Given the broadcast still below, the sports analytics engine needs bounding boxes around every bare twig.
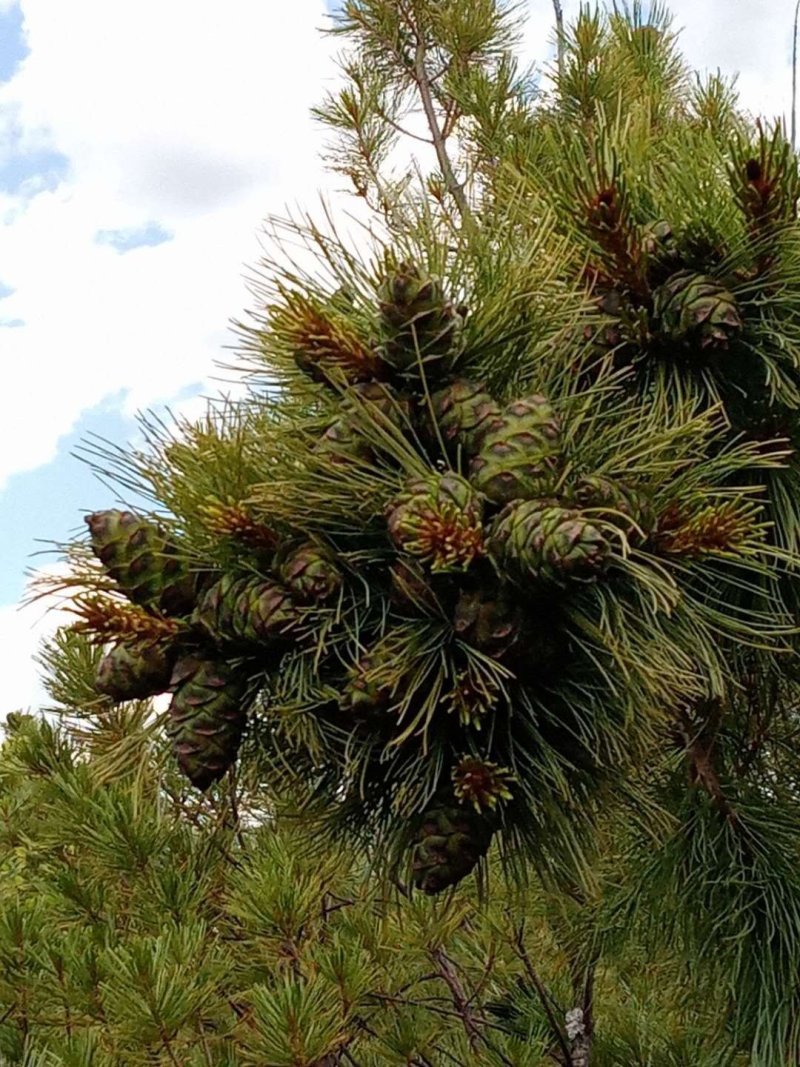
[413,42,471,220]
[513,923,574,1067]
[793,0,800,150]
[430,947,483,1051]
[553,0,566,83]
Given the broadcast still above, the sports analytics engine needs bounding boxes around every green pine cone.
[316,417,375,466]
[411,799,495,894]
[431,379,501,456]
[85,509,199,615]
[342,380,411,426]
[572,474,655,543]
[167,656,250,790]
[386,472,484,572]
[340,647,395,725]
[470,396,562,505]
[378,261,462,374]
[653,269,742,350]
[452,586,523,660]
[95,640,178,702]
[489,500,610,583]
[279,543,342,604]
[192,575,299,646]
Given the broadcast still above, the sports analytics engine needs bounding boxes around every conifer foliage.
[34,1,800,1060]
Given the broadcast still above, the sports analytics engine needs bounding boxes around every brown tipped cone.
[279,543,342,604]
[488,500,610,584]
[342,380,412,425]
[386,472,483,572]
[470,396,562,505]
[431,379,501,456]
[167,656,250,790]
[653,269,742,350]
[192,575,299,646]
[95,640,178,702]
[272,291,385,386]
[411,797,495,894]
[378,260,462,375]
[85,509,198,615]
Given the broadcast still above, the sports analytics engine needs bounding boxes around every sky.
[1,0,798,712]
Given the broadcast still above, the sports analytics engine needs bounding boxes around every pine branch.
[513,923,574,1067]
[392,0,471,223]
[430,947,484,1052]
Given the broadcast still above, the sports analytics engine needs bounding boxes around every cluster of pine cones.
[83,260,683,894]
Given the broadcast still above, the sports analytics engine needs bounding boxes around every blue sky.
[0,0,798,711]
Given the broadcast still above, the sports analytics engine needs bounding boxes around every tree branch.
[793,0,800,150]
[553,1,566,83]
[404,31,471,222]
[430,947,483,1052]
[513,924,574,1067]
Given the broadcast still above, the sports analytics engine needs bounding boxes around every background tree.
[28,2,800,1062]
[0,664,751,1066]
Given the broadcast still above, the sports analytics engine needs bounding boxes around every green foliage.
[0,713,756,1066]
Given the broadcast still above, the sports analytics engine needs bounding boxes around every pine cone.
[387,473,484,572]
[488,500,610,583]
[272,290,384,386]
[342,380,412,426]
[340,648,396,726]
[470,396,562,505]
[316,417,375,466]
[95,640,177,702]
[572,474,655,543]
[279,543,342,604]
[452,586,523,660]
[378,260,462,375]
[431,379,501,456]
[653,269,742,350]
[411,798,495,894]
[85,510,199,616]
[642,219,681,284]
[192,575,299,646]
[167,656,250,790]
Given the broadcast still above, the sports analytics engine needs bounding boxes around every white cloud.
[0,0,343,488]
[0,565,72,715]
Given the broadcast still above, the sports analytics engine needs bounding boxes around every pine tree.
[0,651,759,1067]
[31,1,800,1061]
